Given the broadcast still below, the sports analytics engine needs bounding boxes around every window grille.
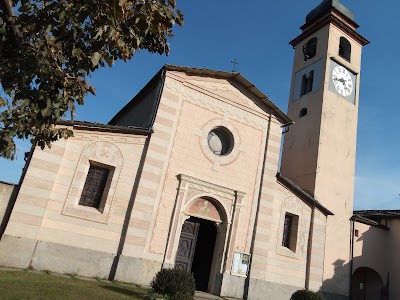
[79,165,110,208]
[282,214,293,248]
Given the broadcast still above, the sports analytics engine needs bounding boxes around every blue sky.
[1,0,399,210]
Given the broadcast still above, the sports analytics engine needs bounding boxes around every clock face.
[332,66,353,97]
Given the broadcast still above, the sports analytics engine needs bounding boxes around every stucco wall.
[0,128,147,277]
[281,20,366,298]
[387,219,400,300]
[247,180,327,299]
[353,222,387,282]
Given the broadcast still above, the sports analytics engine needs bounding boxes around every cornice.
[290,12,369,47]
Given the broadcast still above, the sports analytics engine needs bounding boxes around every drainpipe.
[349,219,355,299]
[243,109,272,300]
[222,190,239,273]
[161,175,184,269]
[108,135,151,280]
[305,204,315,290]
[0,146,34,239]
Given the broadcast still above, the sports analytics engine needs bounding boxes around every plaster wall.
[317,25,363,298]
[353,219,400,300]
[282,20,365,298]
[249,180,327,294]
[353,222,387,283]
[280,26,330,195]
[143,71,281,283]
[0,128,147,273]
[0,181,15,225]
[387,219,400,300]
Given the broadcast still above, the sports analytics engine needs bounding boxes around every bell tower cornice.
[290,1,369,47]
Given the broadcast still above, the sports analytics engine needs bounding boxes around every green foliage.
[0,0,183,159]
[150,268,195,300]
[291,290,325,300]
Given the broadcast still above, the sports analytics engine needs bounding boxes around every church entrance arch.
[175,217,217,291]
[174,197,226,293]
[351,267,385,300]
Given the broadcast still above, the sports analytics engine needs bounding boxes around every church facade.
[0,1,377,299]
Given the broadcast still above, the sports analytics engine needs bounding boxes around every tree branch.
[2,0,22,46]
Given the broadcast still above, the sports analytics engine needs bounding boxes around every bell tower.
[280,0,369,298]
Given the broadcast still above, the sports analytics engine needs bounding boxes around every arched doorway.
[175,217,217,291]
[351,267,385,300]
[174,197,226,293]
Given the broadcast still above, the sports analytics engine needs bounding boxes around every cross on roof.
[231,59,239,72]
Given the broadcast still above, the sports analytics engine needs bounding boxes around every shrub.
[150,268,196,300]
[291,289,325,300]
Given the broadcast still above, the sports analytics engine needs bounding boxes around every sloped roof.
[0,180,16,186]
[353,210,400,218]
[351,210,400,230]
[110,65,292,126]
[58,120,152,135]
[351,214,389,230]
[276,172,333,216]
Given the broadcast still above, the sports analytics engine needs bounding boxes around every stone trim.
[196,118,242,168]
[276,196,308,259]
[62,141,124,224]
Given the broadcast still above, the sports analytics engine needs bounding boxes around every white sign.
[231,252,251,277]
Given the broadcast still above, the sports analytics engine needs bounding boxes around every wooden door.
[174,220,200,272]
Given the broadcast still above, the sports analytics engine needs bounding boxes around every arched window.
[300,70,314,96]
[303,37,317,61]
[299,108,308,118]
[339,37,351,61]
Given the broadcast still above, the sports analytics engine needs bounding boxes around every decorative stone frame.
[197,118,241,167]
[62,141,123,224]
[277,196,307,259]
[165,174,245,293]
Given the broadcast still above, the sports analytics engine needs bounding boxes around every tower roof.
[306,0,354,24]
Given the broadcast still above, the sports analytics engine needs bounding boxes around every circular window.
[207,127,234,156]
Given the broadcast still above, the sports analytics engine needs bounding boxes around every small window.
[282,213,299,252]
[339,37,351,61]
[355,229,359,237]
[300,70,314,96]
[79,164,111,209]
[299,108,308,118]
[303,37,317,61]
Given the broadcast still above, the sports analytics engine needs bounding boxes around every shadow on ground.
[100,285,146,298]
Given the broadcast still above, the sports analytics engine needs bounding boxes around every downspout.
[222,190,239,272]
[305,204,315,290]
[243,109,272,300]
[109,135,151,280]
[0,146,34,239]
[349,219,355,299]
[161,175,184,269]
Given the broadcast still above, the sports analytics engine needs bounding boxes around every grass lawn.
[0,269,149,300]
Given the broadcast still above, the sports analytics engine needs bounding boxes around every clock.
[331,65,353,97]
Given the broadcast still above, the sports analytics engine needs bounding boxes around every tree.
[0,0,183,159]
